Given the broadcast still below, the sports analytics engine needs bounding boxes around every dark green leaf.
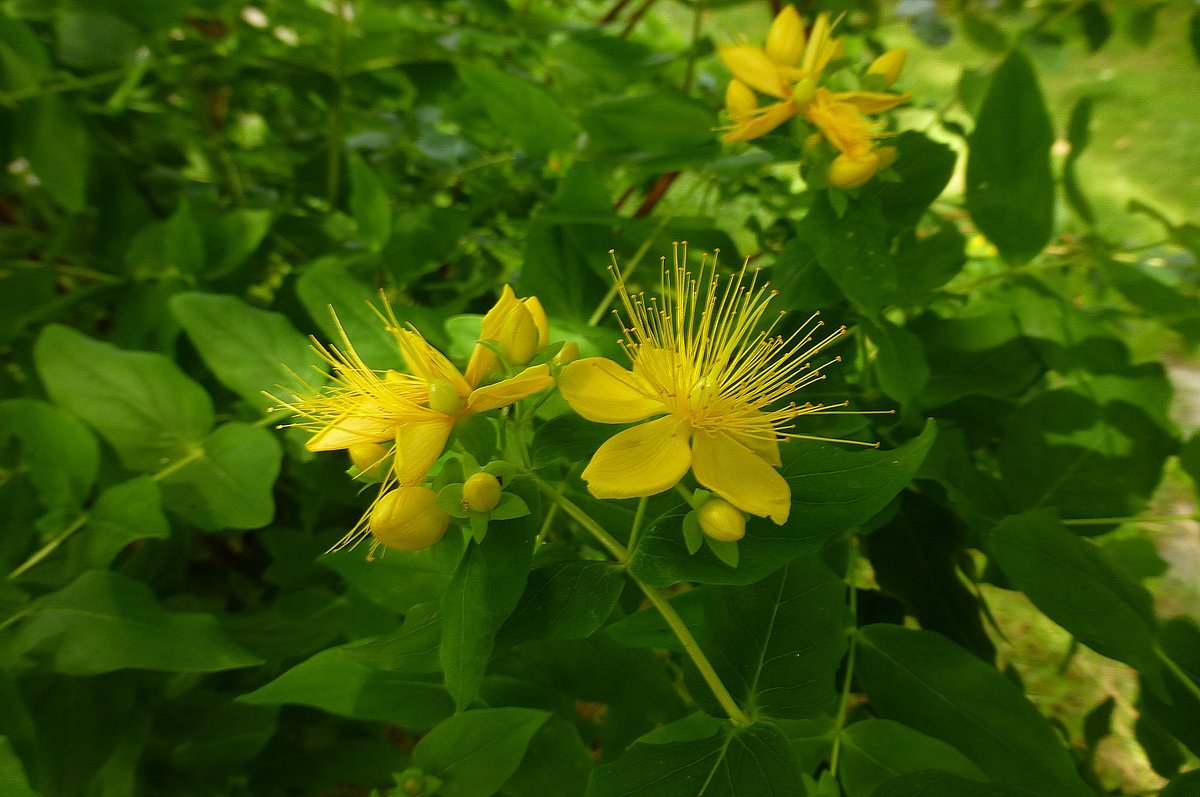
[343,601,443,674]
[892,223,966,306]
[348,152,392,252]
[413,708,550,797]
[1135,713,1184,778]
[0,399,98,513]
[499,714,593,797]
[586,722,802,797]
[500,558,624,644]
[704,553,848,719]
[203,209,272,277]
[440,479,538,707]
[11,570,261,675]
[0,18,50,92]
[1062,96,1096,225]
[55,11,138,71]
[172,292,327,410]
[838,719,986,797]
[1082,696,1115,752]
[630,422,936,586]
[856,625,1093,797]
[322,537,462,614]
[966,50,1055,264]
[159,422,282,531]
[0,736,37,797]
[35,325,213,473]
[19,95,89,212]
[1140,618,1200,759]
[873,134,957,231]
[1077,3,1112,52]
[871,771,1038,797]
[961,14,1009,52]
[913,310,1043,407]
[532,413,612,469]
[581,92,716,161]
[166,693,278,771]
[1161,769,1200,797]
[458,65,576,158]
[798,194,895,317]
[864,319,929,409]
[239,646,453,730]
[992,509,1161,687]
[865,492,995,661]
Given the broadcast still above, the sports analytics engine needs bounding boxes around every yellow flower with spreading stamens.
[558,245,853,525]
[273,288,554,551]
[719,7,843,142]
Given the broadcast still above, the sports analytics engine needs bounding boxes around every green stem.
[533,477,751,726]
[1156,645,1200,704]
[152,447,206,482]
[0,606,34,634]
[829,541,860,776]
[6,514,89,581]
[1063,513,1199,527]
[627,496,649,555]
[535,503,559,548]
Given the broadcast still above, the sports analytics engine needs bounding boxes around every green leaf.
[412,708,550,797]
[348,152,392,252]
[0,18,51,93]
[0,398,98,513]
[440,479,538,707]
[866,492,994,661]
[585,721,802,796]
[966,50,1055,264]
[913,310,1043,407]
[124,199,206,277]
[11,570,261,675]
[864,319,929,409]
[0,736,37,797]
[1062,96,1096,225]
[855,625,1093,797]
[499,714,593,797]
[1078,2,1112,52]
[19,95,90,212]
[871,771,1037,797]
[165,693,278,771]
[500,558,625,644]
[202,209,273,278]
[322,538,462,613]
[532,413,612,469]
[630,422,936,586]
[239,646,453,730]
[1140,618,1200,759]
[838,719,987,797]
[872,132,957,231]
[295,257,406,370]
[1162,770,1200,797]
[159,422,282,531]
[991,509,1162,687]
[704,553,848,719]
[55,10,138,71]
[34,324,213,473]
[458,65,576,158]
[79,476,170,567]
[171,292,327,410]
[580,91,717,164]
[891,223,966,306]
[961,13,1009,52]
[343,601,443,674]
[798,194,895,317]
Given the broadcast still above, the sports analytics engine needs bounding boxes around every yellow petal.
[582,415,692,499]
[523,296,550,349]
[394,328,471,396]
[765,5,805,67]
[718,45,790,100]
[466,286,520,385]
[801,12,837,75]
[306,399,394,451]
[828,151,882,189]
[727,411,782,467]
[722,100,797,142]
[725,79,759,121]
[867,48,906,89]
[691,430,790,524]
[466,364,554,414]
[370,486,450,552]
[831,90,911,114]
[559,357,665,423]
[393,418,454,485]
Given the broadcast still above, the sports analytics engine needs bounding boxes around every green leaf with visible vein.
[703,553,848,719]
[855,625,1093,797]
[412,708,550,797]
[585,721,802,797]
[838,719,986,797]
[35,324,213,473]
[11,570,261,675]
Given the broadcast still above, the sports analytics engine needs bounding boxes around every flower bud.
[348,442,390,481]
[791,75,817,108]
[370,486,450,552]
[478,286,549,370]
[867,48,906,89]
[427,379,465,415]
[765,5,805,67]
[827,151,882,189]
[552,341,580,367]
[463,472,503,513]
[697,497,746,543]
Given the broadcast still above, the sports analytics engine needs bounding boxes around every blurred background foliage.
[2,0,1200,795]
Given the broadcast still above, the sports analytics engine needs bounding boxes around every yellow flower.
[719,7,843,142]
[370,486,450,552]
[804,87,905,188]
[469,284,550,380]
[558,245,850,524]
[273,291,554,550]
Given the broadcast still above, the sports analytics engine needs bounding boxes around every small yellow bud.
[427,379,465,415]
[552,341,580,367]
[791,75,817,108]
[827,151,882,189]
[348,442,390,481]
[867,48,906,89]
[697,497,746,543]
[370,486,450,552]
[402,776,424,797]
[478,285,548,370]
[463,472,503,513]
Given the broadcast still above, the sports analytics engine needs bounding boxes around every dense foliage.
[2,1,1200,795]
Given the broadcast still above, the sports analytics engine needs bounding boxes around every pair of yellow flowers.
[282,249,847,552]
[720,6,909,188]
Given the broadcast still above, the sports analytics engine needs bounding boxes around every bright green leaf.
[0,736,37,797]
[348,152,392,252]
[412,708,550,797]
[295,257,406,370]
[0,398,98,513]
[19,95,90,212]
[80,476,170,567]
[458,65,576,158]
